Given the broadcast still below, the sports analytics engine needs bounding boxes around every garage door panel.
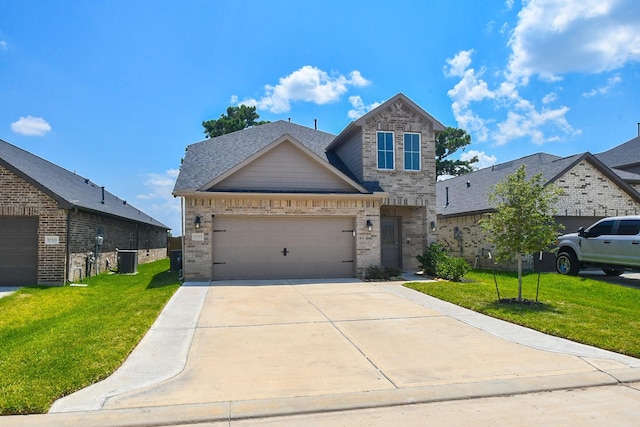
[212,217,355,280]
[0,216,38,285]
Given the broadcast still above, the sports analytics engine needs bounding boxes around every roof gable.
[203,135,368,193]
[173,121,336,193]
[327,93,446,152]
[0,139,168,228]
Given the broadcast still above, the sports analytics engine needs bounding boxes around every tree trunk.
[517,254,523,301]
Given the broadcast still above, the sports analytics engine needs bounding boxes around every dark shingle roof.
[596,136,640,169]
[437,151,640,217]
[174,120,342,192]
[0,139,169,229]
[437,153,580,217]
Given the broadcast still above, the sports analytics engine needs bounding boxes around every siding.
[335,130,363,181]
[213,141,356,193]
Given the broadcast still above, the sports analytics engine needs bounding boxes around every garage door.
[212,217,355,280]
[0,216,38,285]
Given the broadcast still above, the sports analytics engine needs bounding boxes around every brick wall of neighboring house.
[183,196,382,281]
[437,160,640,271]
[67,210,167,281]
[0,165,67,284]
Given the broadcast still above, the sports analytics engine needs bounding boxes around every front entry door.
[381,216,401,269]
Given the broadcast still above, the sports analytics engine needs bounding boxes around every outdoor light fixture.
[194,215,201,229]
[366,219,373,232]
[430,221,436,232]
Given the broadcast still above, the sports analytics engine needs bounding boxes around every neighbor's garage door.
[212,217,355,280]
[0,216,38,285]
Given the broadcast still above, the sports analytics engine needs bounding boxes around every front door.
[381,216,401,269]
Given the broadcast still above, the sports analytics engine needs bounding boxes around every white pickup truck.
[555,216,640,276]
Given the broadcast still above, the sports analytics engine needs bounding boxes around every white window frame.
[377,131,395,170]
[403,132,421,171]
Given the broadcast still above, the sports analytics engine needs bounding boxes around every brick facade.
[183,195,382,281]
[437,160,640,270]
[361,98,438,270]
[1,164,167,285]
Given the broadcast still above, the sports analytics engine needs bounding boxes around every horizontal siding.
[335,131,363,180]
[214,142,355,192]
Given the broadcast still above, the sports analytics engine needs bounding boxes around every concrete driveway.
[16,278,640,425]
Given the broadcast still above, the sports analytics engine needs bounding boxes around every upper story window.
[377,131,394,170]
[403,133,421,171]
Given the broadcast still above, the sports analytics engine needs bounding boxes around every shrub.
[436,256,470,281]
[417,243,470,281]
[364,266,403,281]
[416,243,447,276]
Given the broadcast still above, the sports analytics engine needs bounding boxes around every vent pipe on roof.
[314,119,317,130]
[101,186,105,204]
[637,122,639,137]
[445,187,449,208]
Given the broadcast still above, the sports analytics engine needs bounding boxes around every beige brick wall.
[437,160,640,270]
[182,195,382,281]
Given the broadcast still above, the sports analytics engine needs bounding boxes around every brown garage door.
[212,217,355,280]
[0,216,38,285]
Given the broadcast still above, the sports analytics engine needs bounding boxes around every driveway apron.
[74,280,640,413]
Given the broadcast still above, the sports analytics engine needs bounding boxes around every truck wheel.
[602,268,623,276]
[556,251,579,275]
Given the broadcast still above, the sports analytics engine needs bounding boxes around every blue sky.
[1,0,639,234]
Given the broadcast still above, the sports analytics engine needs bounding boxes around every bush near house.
[417,242,470,281]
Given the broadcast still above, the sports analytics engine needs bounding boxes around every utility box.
[170,250,182,272]
[117,250,138,274]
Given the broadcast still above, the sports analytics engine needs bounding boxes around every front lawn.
[0,259,180,415]
[406,270,640,359]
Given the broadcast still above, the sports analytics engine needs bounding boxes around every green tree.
[202,105,269,138]
[436,127,477,177]
[480,165,564,301]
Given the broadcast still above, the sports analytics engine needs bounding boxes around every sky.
[1,0,639,234]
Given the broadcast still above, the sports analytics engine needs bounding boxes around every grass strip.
[0,259,180,415]
[406,270,640,359]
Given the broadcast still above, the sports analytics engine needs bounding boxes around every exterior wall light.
[366,219,373,232]
[430,221,436,232]
[194,216,201,230]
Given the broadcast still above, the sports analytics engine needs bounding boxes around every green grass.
[406,270,640,359]
[0,259,180,415]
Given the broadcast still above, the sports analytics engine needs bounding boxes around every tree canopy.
[480,165,564,300]
[202,105,269,138]
[436,127,477,177]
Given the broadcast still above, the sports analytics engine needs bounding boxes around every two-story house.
[173,93,445,281]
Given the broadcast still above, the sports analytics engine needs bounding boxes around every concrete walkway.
[4,277,640,426]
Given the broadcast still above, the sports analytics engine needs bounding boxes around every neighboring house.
[173,93,445,281]
[596,135,640,192]
[0,139,169,286]
[436,150,640,269]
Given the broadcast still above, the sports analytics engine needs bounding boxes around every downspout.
[65,208,72,285]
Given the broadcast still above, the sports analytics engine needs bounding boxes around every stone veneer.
[183,195,382,281]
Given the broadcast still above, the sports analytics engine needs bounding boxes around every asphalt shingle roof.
[174,120,344,192]
[596,136,640,169]
[0,139,169,229]
[436,152,581,217]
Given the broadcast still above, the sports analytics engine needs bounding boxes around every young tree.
[480,165,564,301]
[436,127,478,177]
[202,105,269,138]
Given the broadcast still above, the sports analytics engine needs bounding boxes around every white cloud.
[0,40,7,51]
[507,0,640,83]
[444,50,474,78]
[462,150,497,169]
[444,49,579,146]
[347,96,382,120]
[137,168,181,231]
[10,116,52,136]
[582,74,622,97]
[237,66,371,114]
[505,0,515,10]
